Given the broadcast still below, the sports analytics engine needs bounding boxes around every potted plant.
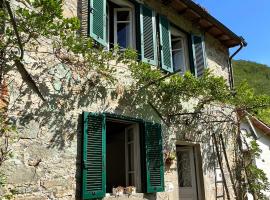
[164,151,176,166]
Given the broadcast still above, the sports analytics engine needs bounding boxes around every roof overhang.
[161,0,246,48]
[238,111,270,137]
[250,117,270,137]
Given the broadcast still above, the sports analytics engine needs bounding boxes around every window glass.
[117,11,130,21]
[177,150,192,187]
[171,27,189,74]
[172,38,185,73]
[172,38,182,50]
[117,23,131,48]
[114,8,132,49]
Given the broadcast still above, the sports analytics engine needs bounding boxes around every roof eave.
[162,0,246,48]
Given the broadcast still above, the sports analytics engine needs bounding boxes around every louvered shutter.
[82,112,106,200]
[140,5,158,65]
[144,122,164,193]
[192,35,206,77]
[89,0,107,46]
[159,16,173,73]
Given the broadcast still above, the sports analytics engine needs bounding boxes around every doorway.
[177,146,200,200]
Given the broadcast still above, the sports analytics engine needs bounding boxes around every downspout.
[228,37,247,90]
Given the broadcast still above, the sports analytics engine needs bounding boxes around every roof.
[250,116,270,137]
[161,0,246,48]
[238,111,270,137]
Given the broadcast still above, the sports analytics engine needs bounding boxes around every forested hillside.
[233,60,270,95]
[233,60,270,124]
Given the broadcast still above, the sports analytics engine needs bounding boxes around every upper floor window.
[171,27,189,75]
[107,0,135,50]
[88,0,206,77]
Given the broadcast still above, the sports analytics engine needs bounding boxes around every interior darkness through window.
[108,1,134,49]
[106,120,132,193]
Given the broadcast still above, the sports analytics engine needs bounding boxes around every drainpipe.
[228,37,247,90]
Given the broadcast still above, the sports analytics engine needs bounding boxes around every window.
[158,16,190,74]
[171,27,189,75]
[114,8,133,49]
[106,120,141,193]
[107,0,135,49]
[88,0,206,76]
[82,113,164,200]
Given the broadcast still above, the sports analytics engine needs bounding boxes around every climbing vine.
[0,0,270,199]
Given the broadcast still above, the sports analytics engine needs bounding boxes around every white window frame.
[108,0,136,49]
[125,124,141,191]
[113,8,133,49]
[170,26,190,74]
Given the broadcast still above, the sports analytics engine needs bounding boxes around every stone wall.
[0,0,235,200]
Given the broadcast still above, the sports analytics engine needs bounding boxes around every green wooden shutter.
[89,0,107,46]
[82,112,106,200]
[144,122,164,193]
[191,35,206,77]
[188,34,196,75]
[140,5,157,65]
[159,16,173,73]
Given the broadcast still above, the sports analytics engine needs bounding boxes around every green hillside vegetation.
[233,60,270,95]
[233,60,270,124]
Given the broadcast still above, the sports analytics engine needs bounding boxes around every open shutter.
[144,122,164,193]
[192,35,206,77]
[159,16,173,73]
[140,5,157,65]
[82,112,106,199]
[89,0,107,46]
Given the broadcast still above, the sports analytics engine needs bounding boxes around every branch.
[139,68,182,91]
[4,0,24,59]
[15,60,45,101]
[148,102,170,127]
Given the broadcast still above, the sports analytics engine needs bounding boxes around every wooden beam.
[214,33,224,39]
[204,25,214,32]
[161,0,173,6]
[192,17,202,25]
[178,7,189,15]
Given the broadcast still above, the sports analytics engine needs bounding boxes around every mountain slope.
[233,60,270,95]
[233,60,270,124]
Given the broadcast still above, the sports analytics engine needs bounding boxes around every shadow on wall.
[8,58,163,199]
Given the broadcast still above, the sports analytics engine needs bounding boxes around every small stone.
[28,158,42,167]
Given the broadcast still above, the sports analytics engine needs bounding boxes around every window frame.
[82,112,165,199]
[108,0,136,50]
[125,124,142,192]
[113,7,134,49]
[170,26,190,74]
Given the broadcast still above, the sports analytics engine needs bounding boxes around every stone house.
[1,0,246,200]
[240,114,270,199]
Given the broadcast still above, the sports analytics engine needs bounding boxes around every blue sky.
[195,0,270,66]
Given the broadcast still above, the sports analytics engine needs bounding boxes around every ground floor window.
[82,112,164,199]
[106,120,141,192]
